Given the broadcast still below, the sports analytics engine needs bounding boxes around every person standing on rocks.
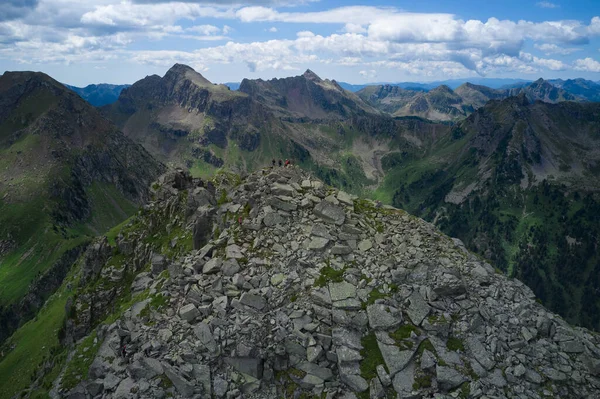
[285,159,290,167]
[272,159,276,167]
[278,159,283,167]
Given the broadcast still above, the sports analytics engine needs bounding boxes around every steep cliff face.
[102,64,273,168]
[376,95,600,330]
[0,70,164,351]
[26,167,600,399]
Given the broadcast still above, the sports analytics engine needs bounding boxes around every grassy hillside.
[374,97,600,330]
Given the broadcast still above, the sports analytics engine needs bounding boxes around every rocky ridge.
[56,167,600,399]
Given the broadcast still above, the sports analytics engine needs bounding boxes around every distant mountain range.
[63,83,130,107]
[356,78,583,121]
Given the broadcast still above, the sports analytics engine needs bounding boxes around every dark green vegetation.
[375,96,600,330]
[0,71,163,396]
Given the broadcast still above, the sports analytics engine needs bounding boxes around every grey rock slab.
[337,346,362,363]
[213,376,228,398]
[333,298,362,310]
[311,223,334,239]
[307,345,324,363]
[376,364,392,387]
[331,245,353,255]
[114,377,136,399]
[309,237,330,250]
[358,239,373,252]
[194,322,218,353]
[221,259,240,276]
[332,328,363,350]
[314,201,346,225]
[164,365,195,397]
[192,364,211,396]
[367,304,402,330]
[392,361,416,397]
[560,339,584,353]
[466,336,495,371]
[310,287,332,306]
[377,341,415,376]
[421,349,436,370]
[271,183,295,196]
[225,357,264,379]
[141,357,163,375]
[406,291,430,326]
[226,244,244,259]
[337,191,354,206]
[202,258,222,274]
[269,196,297,211]
[297,362,334,381]
[329,281,356,302]
[340,373,369,392]
[179,303,200,322]
[436,365,467,391]
[485,368,507,387]
[239,292,267,310]
[263,212,284,227]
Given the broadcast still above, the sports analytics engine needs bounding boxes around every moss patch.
[446,336,465,352]
[314,265,347,287]
[359,333,387,380]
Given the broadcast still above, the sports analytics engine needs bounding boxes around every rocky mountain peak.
[302,68,322,82]
[163,63,213,87]
[57,166,600,399]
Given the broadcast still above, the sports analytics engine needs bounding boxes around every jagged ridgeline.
[101,64,442,193]
[10,167,600,398]
[0,70,164,391]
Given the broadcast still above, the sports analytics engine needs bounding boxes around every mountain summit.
[43,166,600,399]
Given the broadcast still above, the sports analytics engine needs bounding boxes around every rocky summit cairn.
[60,167,600,399]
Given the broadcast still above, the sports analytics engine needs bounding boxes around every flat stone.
[203,258,222,274]
[337,346,362,363]
[307,346,324,363]
[337,191,354,206]
[310,287,332,306]
[392,362,415,396]
[311,223,334,239]
[367,304,402,330]
[272,183,295,196]
[263,212,284,227]
[331,245,353,255]
[225,357,264,379]
[560,339,584,353]
[486,368,507,387]
[164,365,195,397]
[377,341,415,376]
[329,281,356,302]
[377,364,392,387]
[406,291,430,326]
[436,365,466,391]
[179,303,200,322]
[297,362,334,381]
[333,298,362,310]
[214,376,228,398]
[114,377,136,399]
[271,273,285,286]
[193,364,211,396]
[269,196,297,211]
[226,244,244,259]
[358,240,373,252]
[221,259,240,276]
[194,322,218,353]
[332,328,363,350]
[239,292,267,310]
[340,373,368,392]
[466,336,495,371]
[309,237,330,250]
[314,201,345,225]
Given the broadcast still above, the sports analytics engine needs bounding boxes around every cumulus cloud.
[0,1,599,80]
[534,43,581,55]
[573,57,600,72]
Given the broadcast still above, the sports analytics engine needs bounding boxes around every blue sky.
[0,0,599,86]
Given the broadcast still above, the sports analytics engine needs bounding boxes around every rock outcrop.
[57,167,600,399]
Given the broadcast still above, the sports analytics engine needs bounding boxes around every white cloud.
[573,57,600,72]
[536,2,559,8]
[268,26,277,32]
[359,69,377,79]
[343,23,366,34]
[534,43,581,55]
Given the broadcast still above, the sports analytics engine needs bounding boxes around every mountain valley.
[0,64,599,399]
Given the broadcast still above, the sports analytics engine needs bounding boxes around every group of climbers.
[271,158,292,168]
